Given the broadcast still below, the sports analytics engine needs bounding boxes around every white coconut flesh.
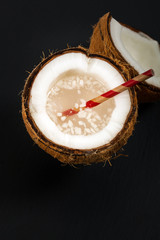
[110,18,160,88]
[29,52,131,149]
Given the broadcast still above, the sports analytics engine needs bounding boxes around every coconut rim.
[105,12,160,92]
[22,47,137,156]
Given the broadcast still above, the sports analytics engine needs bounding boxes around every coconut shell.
[22,47,138,165]
[89,12,160,103]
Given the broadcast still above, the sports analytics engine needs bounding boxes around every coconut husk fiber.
[89,12,160,103]
[22,47,138,165]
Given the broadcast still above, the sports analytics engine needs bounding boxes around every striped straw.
[62,69,154,117]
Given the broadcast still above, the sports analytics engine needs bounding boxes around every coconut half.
[22,47,137,165]
[89,12,160,102]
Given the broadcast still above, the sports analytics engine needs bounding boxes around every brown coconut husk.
[89,12,160,103]
[22,47,138,165]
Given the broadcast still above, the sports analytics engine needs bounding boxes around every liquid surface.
[46,70,115,136]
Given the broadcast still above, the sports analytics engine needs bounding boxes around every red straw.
[62,69,154,117]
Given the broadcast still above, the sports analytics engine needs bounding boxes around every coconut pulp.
[46,70,115,136]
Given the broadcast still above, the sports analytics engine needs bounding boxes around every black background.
[1,0,160,239]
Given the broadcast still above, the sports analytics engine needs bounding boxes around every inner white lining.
[110,18,160,88]
[29,52,131,149]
